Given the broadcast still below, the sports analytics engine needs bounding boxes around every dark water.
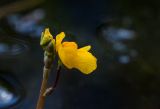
[0,0,160,109]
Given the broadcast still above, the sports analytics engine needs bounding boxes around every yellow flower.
[56,32,97,74]
[41,28,97,74]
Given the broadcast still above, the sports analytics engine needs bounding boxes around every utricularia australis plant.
[36,28,97,109]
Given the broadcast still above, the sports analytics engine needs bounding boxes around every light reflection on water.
[0,37,28,108]
[0,86,15,107]
[104,27,135,42]
[0,74,24,109]
[97,18,138,64]
[0,37,29,58]
[7,8,45,37]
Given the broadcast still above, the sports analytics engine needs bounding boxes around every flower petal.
[58,42,97,74]
[79,45,91,51]
[56,32,65,50]
[74,50,97,74]
[58,42,77,69]
[62,42,78,49]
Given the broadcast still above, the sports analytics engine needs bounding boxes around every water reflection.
[0,86,15,107]
[0,72,25,108]
[0,37,28,57]
[97,18,138,64]
[0,37,27,108]
[7,8,45,37]
[103,27,135,42]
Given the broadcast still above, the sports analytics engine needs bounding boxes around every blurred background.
[0,0,160,109]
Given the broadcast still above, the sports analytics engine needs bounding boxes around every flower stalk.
[43,63,61,96]
[36,42,54,109]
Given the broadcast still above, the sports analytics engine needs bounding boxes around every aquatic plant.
[36,28,97,109]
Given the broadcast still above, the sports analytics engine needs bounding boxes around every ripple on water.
[0,37,28,58]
